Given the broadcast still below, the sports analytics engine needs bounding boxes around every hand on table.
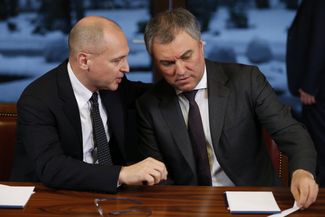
[290,169,318,209]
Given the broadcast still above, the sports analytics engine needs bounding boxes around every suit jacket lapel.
[56,61,126,160]
[206,60,230,153]
[157,81,196,175]
[57,61,83,155]
[100,90,126,160]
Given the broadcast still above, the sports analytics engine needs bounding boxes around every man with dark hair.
[137,8,318,208]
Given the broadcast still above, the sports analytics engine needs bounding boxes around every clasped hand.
[118,157,168,186]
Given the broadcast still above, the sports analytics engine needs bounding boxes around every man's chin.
[100,83,119,91]
[174,79,196,92]
[175,85,195,92]
[110,84,119,91]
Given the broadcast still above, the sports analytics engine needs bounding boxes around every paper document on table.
[0,184,35,208]
[268,201,300,217]
[225,191,281,214]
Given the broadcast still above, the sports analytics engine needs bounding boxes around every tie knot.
[182,90,198,102]
[90,92,98,102]
[90,92,98,104]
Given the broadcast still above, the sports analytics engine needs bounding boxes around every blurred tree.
[7,0,17,17]
[227,0,249,29]
[0,0,18,20]
[187,0,219,32]
[90,0,101,9]
[33,0,84,34]
[255,0,270,9]
[282,0,299,10]
[71,0,84,24]
[0,0,7,20]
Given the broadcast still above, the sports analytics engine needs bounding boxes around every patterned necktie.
[183,90,212,186]
[89,92,113,165]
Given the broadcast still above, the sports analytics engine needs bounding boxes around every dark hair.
[144,8,201,55]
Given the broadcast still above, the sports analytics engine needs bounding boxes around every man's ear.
[77,52,89,70]
[200,40,205,53]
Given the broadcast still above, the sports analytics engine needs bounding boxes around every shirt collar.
[176,65,207,95]
[67,62,93,107]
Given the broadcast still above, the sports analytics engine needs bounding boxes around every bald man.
[10,16,167,193]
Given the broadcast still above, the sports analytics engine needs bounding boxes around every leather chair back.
[263,129,289,186]
[0,103,17,181]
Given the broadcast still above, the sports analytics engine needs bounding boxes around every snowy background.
[0,1,300,112]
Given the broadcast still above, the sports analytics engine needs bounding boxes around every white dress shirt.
[177,67,234,186]
[67,63,110,164]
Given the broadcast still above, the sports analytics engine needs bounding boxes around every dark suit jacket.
[10,60,151,193]
[137,59,316,186]
[286,0,325,97]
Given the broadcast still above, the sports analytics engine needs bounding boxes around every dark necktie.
[183,90,212,186]
[90,92,113,165]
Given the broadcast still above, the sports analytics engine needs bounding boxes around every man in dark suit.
[10,16,167,193]
[286,0,325,187]
[137,8,318,208]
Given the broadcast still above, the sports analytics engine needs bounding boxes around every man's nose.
[121,59,129,73]
[175,61,186,75]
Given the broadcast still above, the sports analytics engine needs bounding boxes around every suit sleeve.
[251,66,317,175]
[135,77,198,185]
[121,76,153,108]
[136,98,165,162]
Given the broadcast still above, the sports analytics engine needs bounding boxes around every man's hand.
[118,157,168,186]
[290,169,318,209]
[299,89,316,105]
